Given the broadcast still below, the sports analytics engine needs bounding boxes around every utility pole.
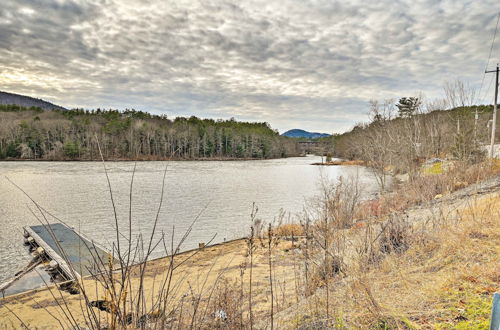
[486,64,499,158]
[474,108,478,142]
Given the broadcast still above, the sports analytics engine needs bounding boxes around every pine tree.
[396,97,421,118]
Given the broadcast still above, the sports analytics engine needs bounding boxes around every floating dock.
[23,223,115,280]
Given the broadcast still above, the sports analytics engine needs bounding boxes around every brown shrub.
[273,223,304,237]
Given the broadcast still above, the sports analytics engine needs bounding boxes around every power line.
[480,70,495,104]
[476,11,500,104]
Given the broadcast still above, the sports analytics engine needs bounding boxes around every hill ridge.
[0,91,66,111]
[282,128,330,139]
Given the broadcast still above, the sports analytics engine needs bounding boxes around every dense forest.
[0,105,300,160]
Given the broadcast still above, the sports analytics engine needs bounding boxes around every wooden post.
[24,227,81,280]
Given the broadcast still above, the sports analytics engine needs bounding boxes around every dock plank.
[25,223,114,279]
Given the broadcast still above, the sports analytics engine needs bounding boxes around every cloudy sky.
[0,0,499,133]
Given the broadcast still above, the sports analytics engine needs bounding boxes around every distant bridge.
[297,141,330,154]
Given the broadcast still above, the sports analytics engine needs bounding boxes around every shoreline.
[311,159,364,166]
[0,155,305,162]
[0,174,498,328]
[1,236,248,300]
[0,237,301,327]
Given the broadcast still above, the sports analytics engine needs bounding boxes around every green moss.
[333,312,346,328]
[454,295,491,329]
[434,284,492,329]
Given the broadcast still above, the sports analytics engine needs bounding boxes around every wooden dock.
[24,223,114,280]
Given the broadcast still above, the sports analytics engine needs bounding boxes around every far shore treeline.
[0,105,301,160]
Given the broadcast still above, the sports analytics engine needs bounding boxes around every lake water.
[0,156,379,283]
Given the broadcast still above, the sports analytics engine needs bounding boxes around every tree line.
[0,105,300,160]
[331,83,498,189]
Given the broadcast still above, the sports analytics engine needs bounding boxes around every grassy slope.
[282,190,499,329]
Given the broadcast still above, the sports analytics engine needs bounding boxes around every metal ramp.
[24,223,115,280]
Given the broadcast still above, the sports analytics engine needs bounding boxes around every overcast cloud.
[0,0,498,133]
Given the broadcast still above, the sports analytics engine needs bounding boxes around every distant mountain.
[0,91,66,111]
[282,129,330,139]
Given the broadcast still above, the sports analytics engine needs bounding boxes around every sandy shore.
[0,238,301,328]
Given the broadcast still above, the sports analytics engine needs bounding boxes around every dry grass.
[285,192,500,329]
[357,160,500,219]
[0,239,303,329]
[273,223,305,237]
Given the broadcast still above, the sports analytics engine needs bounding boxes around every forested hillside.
[0,91,66,111]
[0,105,300,160]
[331,101,497,187]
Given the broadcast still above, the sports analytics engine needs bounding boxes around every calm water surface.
[0,156,379,282]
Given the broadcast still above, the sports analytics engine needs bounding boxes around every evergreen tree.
[396,97,421,118]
